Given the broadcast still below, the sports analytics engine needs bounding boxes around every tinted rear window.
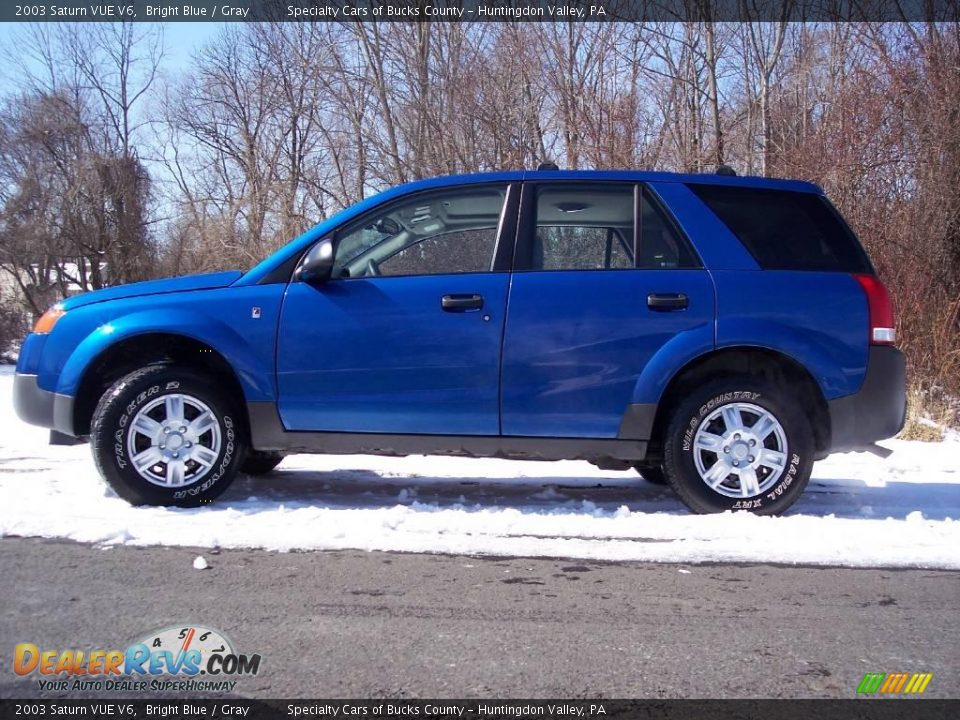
[688,185,872,273]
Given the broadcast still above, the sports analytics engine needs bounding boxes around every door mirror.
[296,237,335,285]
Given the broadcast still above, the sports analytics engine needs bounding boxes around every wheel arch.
[646,346,831,458]
[70,332,251,438]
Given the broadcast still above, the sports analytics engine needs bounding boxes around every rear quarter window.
[688,184,873,273]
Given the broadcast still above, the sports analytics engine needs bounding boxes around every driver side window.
[333,185,507,279]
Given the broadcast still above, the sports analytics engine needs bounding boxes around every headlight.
[33,306,66,334]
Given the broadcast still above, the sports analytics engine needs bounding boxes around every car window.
[688,184,872,272]
[377,229,497,277]
[333,186,507,278]
[638,187,700,269]
[532,185,635,271]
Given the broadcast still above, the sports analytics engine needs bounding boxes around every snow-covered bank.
[1,367,958,568]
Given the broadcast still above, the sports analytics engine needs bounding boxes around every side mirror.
[295,237,335,285]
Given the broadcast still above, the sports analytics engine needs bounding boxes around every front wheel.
[662,377,814,515]
[90,365,246,507]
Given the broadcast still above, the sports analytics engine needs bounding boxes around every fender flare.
[714,316,862,399]
[620,322,846,441]
[629,324,717,406]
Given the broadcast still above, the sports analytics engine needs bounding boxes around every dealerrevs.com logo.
[13,625,262,693]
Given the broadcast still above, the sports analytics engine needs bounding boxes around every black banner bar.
[1,700,959,720]
[2,0,959,23]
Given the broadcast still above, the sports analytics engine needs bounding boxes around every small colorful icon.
[857,672,933,695]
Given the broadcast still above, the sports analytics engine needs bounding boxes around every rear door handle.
[441,294,484,312]
[647,293,688,311]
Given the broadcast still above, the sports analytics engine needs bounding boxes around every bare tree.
[740,4,793,175]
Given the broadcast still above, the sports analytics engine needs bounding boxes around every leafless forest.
[0,21,957,426]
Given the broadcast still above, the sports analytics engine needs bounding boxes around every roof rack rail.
[537,161,559,171]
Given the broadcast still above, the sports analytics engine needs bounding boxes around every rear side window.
[523,184,700,271]
[688,185,872,273]
[638,187,700,269]
[533,185,635,271]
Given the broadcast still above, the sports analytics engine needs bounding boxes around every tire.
[241,451,284,476]
[90,364,245,507]
[633,464,668,485]
[662,376,814,515]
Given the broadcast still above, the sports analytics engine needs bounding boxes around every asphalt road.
[0,537,957,699]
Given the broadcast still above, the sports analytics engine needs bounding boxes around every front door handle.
[441,294,484,312]
[647,292,688,311]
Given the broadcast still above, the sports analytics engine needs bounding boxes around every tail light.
[853,274,896,345]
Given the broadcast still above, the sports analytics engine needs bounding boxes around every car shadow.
[223,464,687,513]
[217,463,958,521]
[800,476,959,520]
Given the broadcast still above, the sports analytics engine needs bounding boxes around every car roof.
[396,169,822,195]
[236,169,822,286]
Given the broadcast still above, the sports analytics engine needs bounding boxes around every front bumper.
[828,346,907,452]
[13,373,76,436]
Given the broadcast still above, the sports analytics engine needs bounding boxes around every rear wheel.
[662,376,813,515]
[90,365,245,507]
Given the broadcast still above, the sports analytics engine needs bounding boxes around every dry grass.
[899,385,954,442]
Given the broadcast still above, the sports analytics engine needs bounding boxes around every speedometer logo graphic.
[134,625,235,671]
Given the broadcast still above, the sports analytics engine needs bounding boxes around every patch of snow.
[0,374,958,568]
[530,486,566,500]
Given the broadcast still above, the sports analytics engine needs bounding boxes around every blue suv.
[13,170,906,514]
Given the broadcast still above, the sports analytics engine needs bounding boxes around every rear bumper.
[13,373,76,436]
[828,346,906,452]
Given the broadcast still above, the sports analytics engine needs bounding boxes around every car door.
[277,183,518,435]
[500,182,716,438]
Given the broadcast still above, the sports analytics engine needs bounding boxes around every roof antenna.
[537,161,560,171]
[716,164,737,176]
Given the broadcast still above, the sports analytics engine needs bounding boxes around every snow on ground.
[1,367,958,568]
